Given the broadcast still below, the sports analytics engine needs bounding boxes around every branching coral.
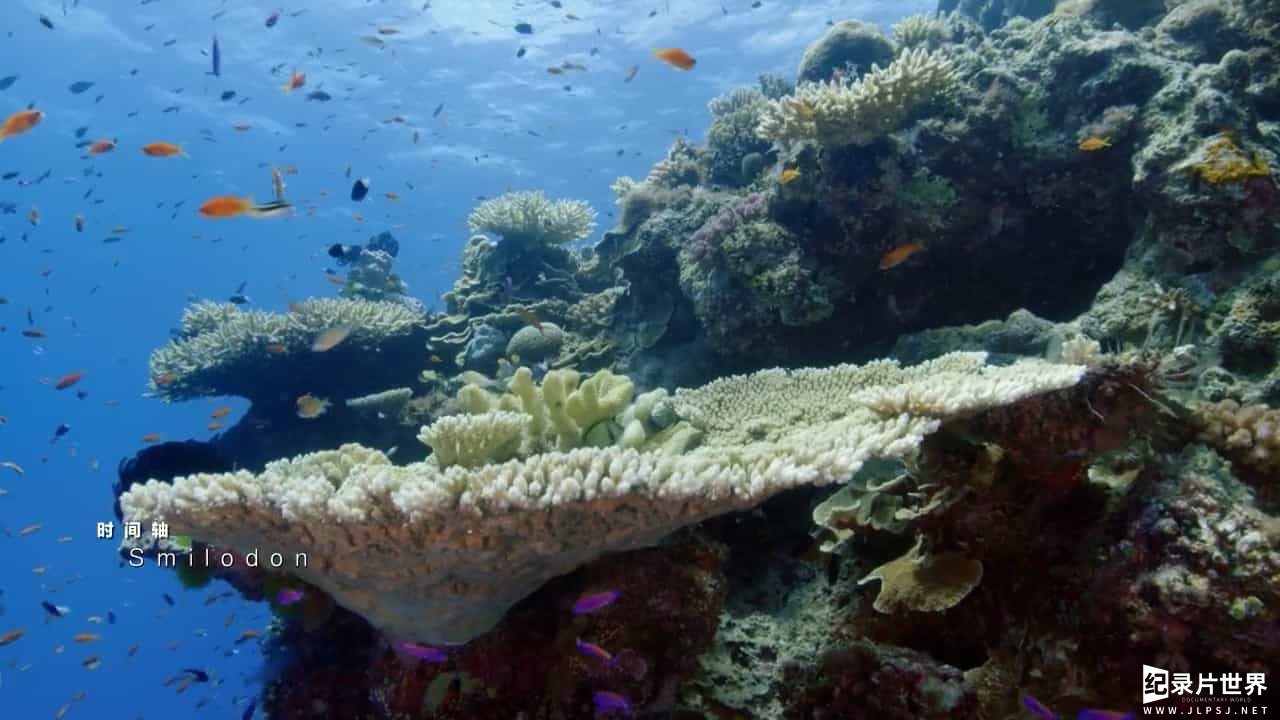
[119,352,1083,644]
[148,298,425,402]
[757,48,961,148]
[466,190,597,245]
[893,14,951,50]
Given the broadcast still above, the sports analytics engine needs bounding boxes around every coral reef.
[119,353,1081,644]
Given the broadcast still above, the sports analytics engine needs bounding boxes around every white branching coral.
[757,47,961,148]
[893,14,951,50]
[148,298,424,401]
[466,190,596,245]
[119,352,1083,644]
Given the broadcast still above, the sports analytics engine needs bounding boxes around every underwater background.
[1,0,1277,719]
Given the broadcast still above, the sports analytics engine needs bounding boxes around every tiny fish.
[142,433,162,443]
[296,394,330,419]
[265,9,281,27]
[275,588,304,606]
[514,22,533,34]
[778,168,800,185]
[1078,136,1111,151]
[1,461,23,476]
[72,633,100,643]
[311,325,352,352]
[572,589,620,615]
[55,370,84,390]
[653,48,696,70]
[575,639,616,664]
[162,594,175,606]
[41,601,67,618]
[1022,695,1058,720]
[623,64,639,82]
[351,177,370,201]
[396,641,448,662]
[878,242,923,270]
[182,668,210,682]
[593,691,631,715]
[0,628,25,646]
[209,35,221,77]
[235,629,260,644]
[68,81,95,95]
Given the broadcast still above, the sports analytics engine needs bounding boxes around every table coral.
[119,353,1083,644]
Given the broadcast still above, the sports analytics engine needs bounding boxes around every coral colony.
[114,2,1278,717]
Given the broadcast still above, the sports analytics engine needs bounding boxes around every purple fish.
[1078,712,1133,720]
[275,588,304,606]
[592,690,631,716]
[1023,695,1060,720]
[572,589,620,615]
[397,641,448,663]
[575,639,616,664]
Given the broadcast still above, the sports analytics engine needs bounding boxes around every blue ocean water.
[1,1,931,716]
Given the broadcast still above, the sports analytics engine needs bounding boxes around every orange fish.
[516,307,544,333]
[74,213,84,232]
[266,343,288,354]
[199,195,253,218]
[88,140,116,155]
[653,48,696,70]
[153,372,179,385]
[21,328,47,339]
[207,421,224,432]
[778,168,801,185]
[141,142,187,158]
[73,633,100,643]
[141,433,162,443]
[0,109,44,142]
[1078,136,1111,151]
[879,242,924,270]
[0,628,25,646]
[281,71,306,93]
[210,407,232,419]
[323,275,346,286]
[55,370,84,390]
[235,629,261,643]
[311,325,353,352]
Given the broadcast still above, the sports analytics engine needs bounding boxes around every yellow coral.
[1186,133,1272,186]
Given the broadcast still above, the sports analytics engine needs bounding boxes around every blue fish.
[209,34,221,77]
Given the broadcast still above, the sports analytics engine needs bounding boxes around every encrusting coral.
[118,352,1084,645]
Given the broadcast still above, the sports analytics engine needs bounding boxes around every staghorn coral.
[147,298,425,403]
[467,190,597,246]
[119,352,1083,644]
[757,48,961,148]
